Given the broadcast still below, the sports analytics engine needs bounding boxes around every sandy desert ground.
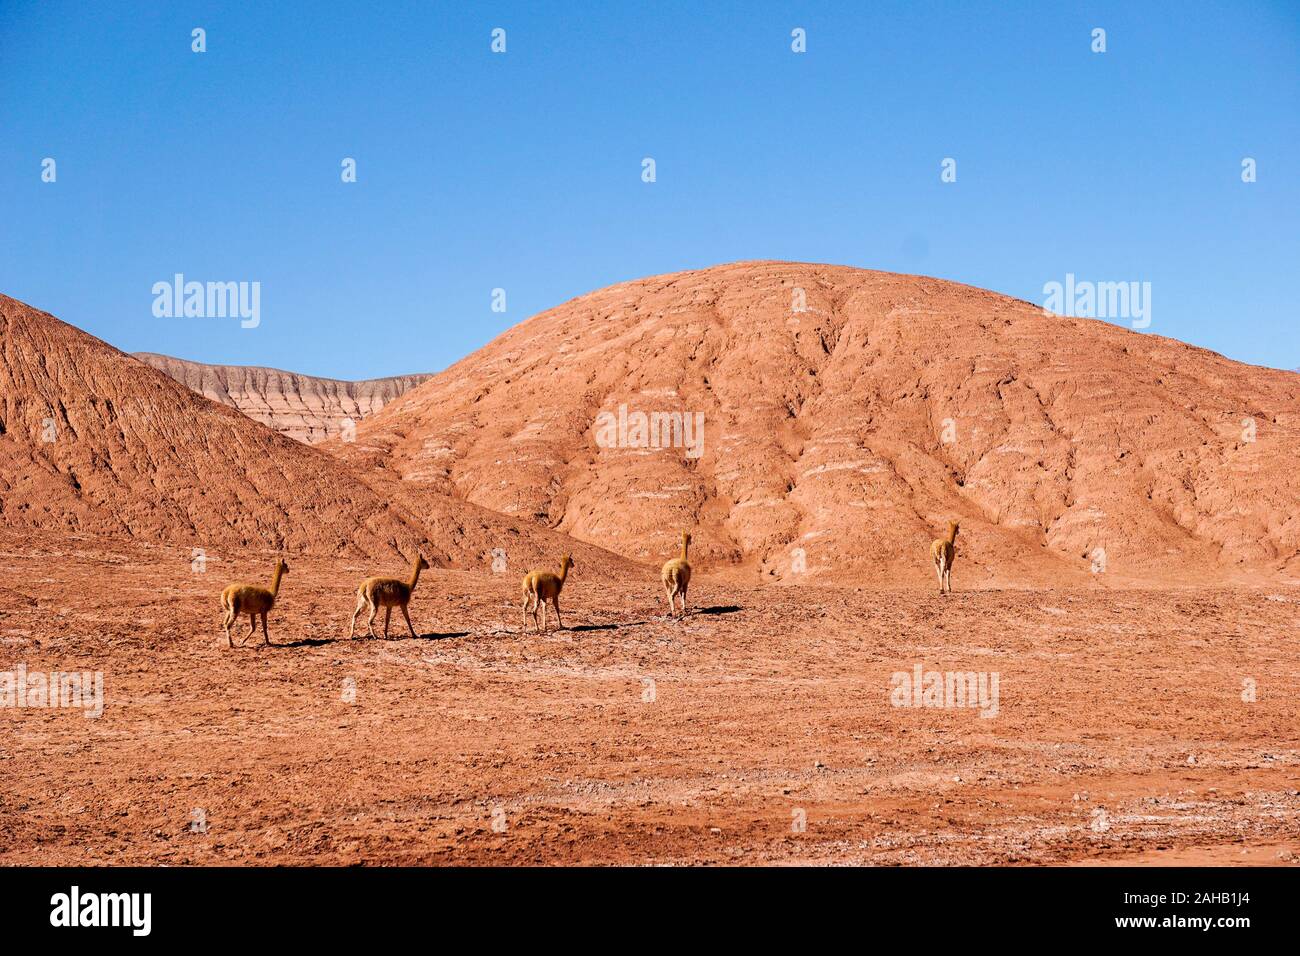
[2,531,1297,866]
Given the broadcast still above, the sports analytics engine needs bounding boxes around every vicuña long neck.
[558,562,570,584]
[680,537,690,561]
[270,564,285,596]
[408,559,424,591]
[945,526,958,545]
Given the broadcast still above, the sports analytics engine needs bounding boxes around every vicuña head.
[348,551,430,640]
[521,554,575,633]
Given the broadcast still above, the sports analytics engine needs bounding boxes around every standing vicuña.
[661,531,692,618]
[349,554,430,639]
[521,555,573,633]
[930,520,960,594]
[221,558,289,647]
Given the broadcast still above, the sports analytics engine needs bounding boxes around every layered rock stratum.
[133,352,428,443]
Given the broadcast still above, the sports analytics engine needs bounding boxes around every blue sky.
[1,0,1297,379]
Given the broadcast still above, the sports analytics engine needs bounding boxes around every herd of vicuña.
[220,522,960,647]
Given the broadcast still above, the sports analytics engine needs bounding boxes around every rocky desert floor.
[1,533,1297,866]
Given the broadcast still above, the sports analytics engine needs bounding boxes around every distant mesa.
[133,353,429,444]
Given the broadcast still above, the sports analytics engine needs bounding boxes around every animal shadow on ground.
[566,605,743,631]
[266,637,335,649]
[569,621,631,633]
[352,631,470,642]
[253,630,470,648]
[415,630,470,641]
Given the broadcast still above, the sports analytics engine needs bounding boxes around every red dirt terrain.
[1,532,1296,865]
[0,268,1297,866]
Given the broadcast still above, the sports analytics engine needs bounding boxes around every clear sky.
[1,1,1297,379]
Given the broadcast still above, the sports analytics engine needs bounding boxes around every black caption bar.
[0,865,1284,942]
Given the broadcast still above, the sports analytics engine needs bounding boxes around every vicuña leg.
[349,596,366,639]
[552,597,563,630]
[261,611,270,646]
[401,604,417,639]
[366,603,378,638]
[383,606,392,639]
